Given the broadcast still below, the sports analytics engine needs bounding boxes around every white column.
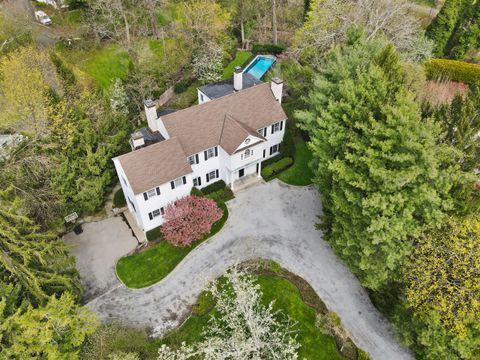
[257,161,262,177]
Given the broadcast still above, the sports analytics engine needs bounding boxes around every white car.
[35,11,52,25]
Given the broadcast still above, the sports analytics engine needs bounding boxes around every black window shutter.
[215,169,219,178]
[214,147,218,157]
[280,121,283,131]
[206,173,210,182]
[143,192,148,201]
[204,151,208,161]
[148,212,153,220]
[271,125,274,134]
[263,149,266,158]
[264,128,267,137]
[160,207,165,215]
[156,187,160,195]
[170,181,175,189]
[270,146,273,155]
[182,176,186,184]
[198,177,202,186]
[195,154,199,163]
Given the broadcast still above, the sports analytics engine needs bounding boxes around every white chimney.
[130,131,145,150]
[234,66,243,91]
[270,77,283,103]
[144,99,158,132]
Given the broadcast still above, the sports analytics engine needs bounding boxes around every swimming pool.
[243,56,276,79]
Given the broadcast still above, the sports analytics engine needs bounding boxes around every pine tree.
[297,30,461,289]
[0,189,82,305]
[426,0,463,57]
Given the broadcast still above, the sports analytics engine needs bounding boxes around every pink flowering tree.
[161,195,223,247]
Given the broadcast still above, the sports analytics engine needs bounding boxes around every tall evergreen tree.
[297,29,462,289]
[426,0,463,57]
[0,189,82,305]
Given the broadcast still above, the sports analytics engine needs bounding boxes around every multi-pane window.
[193,177,202,187]
[241,149,252,160]
[148,207,165,220]
[269,144,280,155]
[170,176,187,189]
[206,169,219,182]
[143,187,160,200]
[271,121,282,134]
[188,154,199,165]
[204,146,218,160]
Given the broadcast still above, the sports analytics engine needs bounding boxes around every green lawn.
[159,274,346,360]
[222,51,253,80]
[277,136,314,186]
[57,44,131,90]
[116,203,228,288]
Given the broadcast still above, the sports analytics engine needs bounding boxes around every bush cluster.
[205,187,234,203]
[262,157,293,179]
[201,180,228,195]
[252,43,286,55]
[174,78,194,94]
[280,125,295,159]
[146,226,162,242]
[113,189,126,208]
[425,59,480,85]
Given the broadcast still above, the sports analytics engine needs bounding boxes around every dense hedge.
[174,78,194,94]
[280,124,295,159]
[424,59,480,84]
[201,180,228,195]
[262,157,293,179]
[205,187,234,203]
[252,43,286,55]
[113,189,126,208]
[146,226,162,242]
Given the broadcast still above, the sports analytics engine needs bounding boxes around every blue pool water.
[244,56,275,79]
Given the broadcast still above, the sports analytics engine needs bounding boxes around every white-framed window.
[241,148,252,160]
[188,154,198,165]
[171,176,187,189]
[149,207,165,220]
[193,177,202,187]
[204,146,217,160]
[271,121,282,134]
[206,169,219,183]
[143,187,160,200]
[269,144,280,155]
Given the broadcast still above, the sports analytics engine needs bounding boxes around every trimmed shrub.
[190,187,204,197]
[174,78,193,94]
[424,59,480,85]
[252,43,286,55]
[261,154,283,168]
[280,125,295,159]
[201,180,227,195]
[261,157,293,179]
[205,187,234,203]
[113,189,126,208]
[146,227,162,242]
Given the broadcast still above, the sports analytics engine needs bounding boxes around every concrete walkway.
[88,181,412,360]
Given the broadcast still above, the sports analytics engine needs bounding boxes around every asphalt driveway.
[64,216,138,301]
[87,181,412,360]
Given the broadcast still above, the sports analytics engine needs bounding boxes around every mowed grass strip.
[222,51,253,80]
[159,275,345,360]
[277,135,314,186]
[116,203,228,288]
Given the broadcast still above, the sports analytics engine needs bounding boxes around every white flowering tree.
[192,43,223,83]
[110,78,129,116]
[157,268,300,359]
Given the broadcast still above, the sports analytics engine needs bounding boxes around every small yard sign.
[64,212,78,223]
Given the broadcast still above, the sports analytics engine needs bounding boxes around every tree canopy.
[297,29,462,289]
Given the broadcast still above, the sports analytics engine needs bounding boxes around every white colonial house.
[113,69,286,233]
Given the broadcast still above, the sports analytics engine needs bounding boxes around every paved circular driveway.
[87,181,412,360]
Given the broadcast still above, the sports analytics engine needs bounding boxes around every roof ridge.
[160,82,271,121]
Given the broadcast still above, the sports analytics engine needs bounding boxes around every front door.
[239,168,245,178]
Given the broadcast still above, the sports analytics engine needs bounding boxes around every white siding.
[115,119,287,233]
